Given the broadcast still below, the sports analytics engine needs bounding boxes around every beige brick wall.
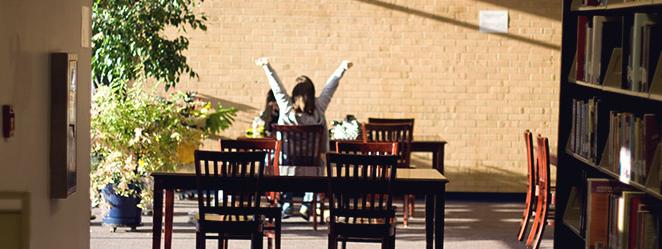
[174,0,562,193]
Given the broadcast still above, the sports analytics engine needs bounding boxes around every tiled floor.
[90,198,553,249]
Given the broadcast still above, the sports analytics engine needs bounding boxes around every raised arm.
[318,60,353,112]
[256,57,292,114]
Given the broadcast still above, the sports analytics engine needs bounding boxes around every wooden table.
[331,140,447,173]
[411,141,447,173]
[152,168,448,249]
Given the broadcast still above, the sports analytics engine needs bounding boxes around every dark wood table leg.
[164,190,174,249]
[152,182,164,249]
[425,194,434,249]
[432,150,444,174]
[435,185,446,249]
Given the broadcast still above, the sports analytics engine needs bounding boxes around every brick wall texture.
[173,0,563,192]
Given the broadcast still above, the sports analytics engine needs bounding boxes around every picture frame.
[50,53,77,199]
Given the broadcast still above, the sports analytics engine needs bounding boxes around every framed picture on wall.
[50,53,77,199]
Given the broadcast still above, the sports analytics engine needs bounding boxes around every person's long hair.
[260,90,278,131]
[291,76,315,115]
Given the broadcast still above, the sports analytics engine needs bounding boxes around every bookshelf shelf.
[566,151,662,201]
[562,221,585,239]
[573,1,660,12]
[570,81,662,102]
[572,80,603,90]
[601,86,650,98]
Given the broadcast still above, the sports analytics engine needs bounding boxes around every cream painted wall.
[0,0,91,248]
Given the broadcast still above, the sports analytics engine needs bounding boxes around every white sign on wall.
[479,10,509,33]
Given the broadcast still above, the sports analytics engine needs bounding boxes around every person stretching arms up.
[255,57,353,219]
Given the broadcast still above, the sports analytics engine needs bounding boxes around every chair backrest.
[368,118,415,127]
[535,135,551,204]
[273,124,324,167]
[523,130,536,191]
[325,153,398,222]
[193,150,266,221]
[335,141,398,156]
[221,138,281,176]
[362,123,413,168]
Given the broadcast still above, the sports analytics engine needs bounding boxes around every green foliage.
[92,0,207,93]
[90,84,236,208]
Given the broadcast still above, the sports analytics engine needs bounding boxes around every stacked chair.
[516,131,555,249]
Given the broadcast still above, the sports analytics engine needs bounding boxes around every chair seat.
[196,215,262,234]
[330,222,396,238]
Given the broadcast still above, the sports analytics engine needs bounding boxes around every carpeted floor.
[90,197,553,249]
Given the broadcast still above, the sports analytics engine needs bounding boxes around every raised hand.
[255,57,270,66]
[341,60,353,70]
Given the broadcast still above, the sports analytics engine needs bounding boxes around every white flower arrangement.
[330,116,361,140]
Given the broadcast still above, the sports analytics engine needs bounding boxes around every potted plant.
[90,0,212,231]
[90,84,236,231]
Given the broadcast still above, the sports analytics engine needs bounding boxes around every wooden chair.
[325,153,399,249]
[517,130,536,241]
[272,124,325,230]
[362,122,415,226]
[335,141,398,156]
[193,150,267,249]
[526,135,552,249]
[362,122,414,167]
[223,138,282,200]
[220,139,282,249]
[368,118,415,127]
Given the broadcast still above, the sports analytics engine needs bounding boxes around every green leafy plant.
[90,0,220,210]
[92,0,207,93]
[90,84,236,208]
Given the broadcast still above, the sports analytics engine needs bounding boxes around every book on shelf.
[570,98,600,162]
[574,0,654,8]
[591,16,606,84]
[642,17,662,92]
[574,16,623,85]
[628,13,659,92]
[586,179,660,249]
[636,204,660,249]
[577,16,589,82]
[600,112,662,188]
[644,115,660,186]
[613,191,646,249]
[586,179,619,249]
[563,186,585,235]
[570,51,579,82]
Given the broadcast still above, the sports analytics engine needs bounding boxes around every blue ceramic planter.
[101,184,142,230]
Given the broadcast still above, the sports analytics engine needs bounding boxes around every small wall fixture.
[2,105,15,138]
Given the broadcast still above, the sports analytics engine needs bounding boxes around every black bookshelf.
[555,1,662,248]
